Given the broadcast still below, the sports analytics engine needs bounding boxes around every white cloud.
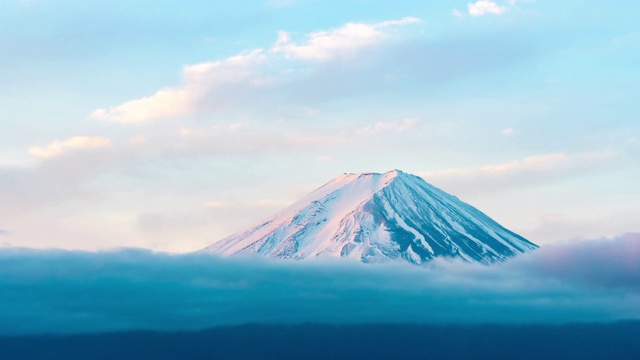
[468,1,507,16]
[181,50,265,82]
[28,136,112,159]
[205,201,232,209]
[90,18,422,123]
[452,9,465,18]
[376,17,422,27]
[355,118,419,136]
[90,88,194,123]
[271,17,420,61]
[91,50,266,123]
[501,128,515,136]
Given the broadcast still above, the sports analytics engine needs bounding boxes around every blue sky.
[0,0,638,252]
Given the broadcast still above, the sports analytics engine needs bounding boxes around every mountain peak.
[342,169,403,176]
[202,170,537,264]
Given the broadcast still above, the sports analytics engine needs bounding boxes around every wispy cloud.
[421,150,616,196]
[128,118,416,158]
[501,127,516,136]
[90,88,194,123]
[355,118,419,135]
[466,0,534,17]
[205,198,293,212]
[205,201,233,209]
[90,18,420,123]
[28,136,112,159]
[468,1,508,16]
[0,233,637,335]
[87,16,551,124]
[452,9,465,18]
[91,50,266,123]
[265,0,297,8]
[3,116,416,224]
[522,211,640,246]
[272,17,420,61]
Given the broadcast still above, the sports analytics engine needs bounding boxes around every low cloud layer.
[0,234,638,335]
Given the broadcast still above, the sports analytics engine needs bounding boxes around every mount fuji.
[201,170,537,264]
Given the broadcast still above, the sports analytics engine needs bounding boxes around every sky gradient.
[1,0,638,252]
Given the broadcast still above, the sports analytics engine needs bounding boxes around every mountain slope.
[201,170,537,264]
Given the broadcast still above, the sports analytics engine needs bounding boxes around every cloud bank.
[0,234,638,335]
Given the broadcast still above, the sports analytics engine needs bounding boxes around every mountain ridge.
[202,170,537,264]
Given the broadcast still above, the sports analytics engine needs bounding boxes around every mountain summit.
[202,170,537,264]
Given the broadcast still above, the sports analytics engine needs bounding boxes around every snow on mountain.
[201,170,538,264]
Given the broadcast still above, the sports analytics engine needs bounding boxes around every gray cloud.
[0,233,638,335]
[512,233,640,291]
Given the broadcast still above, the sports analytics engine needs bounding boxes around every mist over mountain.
[0,233,638,339]
[203,170,537,264]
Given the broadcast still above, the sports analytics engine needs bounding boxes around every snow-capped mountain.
[201,170,537,264]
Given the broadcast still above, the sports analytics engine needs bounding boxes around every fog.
[0,233,638,335]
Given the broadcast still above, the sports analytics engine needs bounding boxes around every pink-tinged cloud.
[514,233,640,291]
[271,17,420,61]
[28,136,112,159]
[205,201,232,209]
[355,118,418,136]
[90,50,266,123]
[90,17,420,124]
[468,1,507,16]
[420,150,616,196]
[90,88,194,123]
